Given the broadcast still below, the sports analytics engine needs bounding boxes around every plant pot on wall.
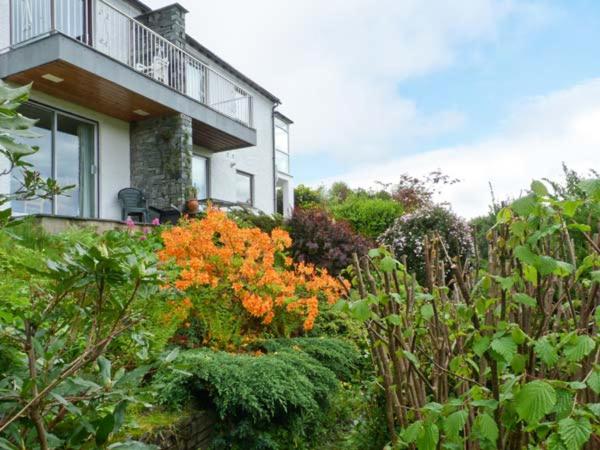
[185,186,199,213]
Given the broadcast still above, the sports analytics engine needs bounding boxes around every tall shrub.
[378,204,473,282]
[331,195,403,239]
[287,208,371,276]
[339,179,600,449]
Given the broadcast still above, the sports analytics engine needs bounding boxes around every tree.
[294,184,324,209]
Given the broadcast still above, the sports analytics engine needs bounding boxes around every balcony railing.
[8,0,254,127]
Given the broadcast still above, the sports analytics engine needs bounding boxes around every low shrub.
[153,338,360,449]
[330,195,403,239]
[378,204,473,282]
[287,208,371,276]
[228,209,284,233]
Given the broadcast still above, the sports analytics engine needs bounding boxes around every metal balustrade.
[8,0,254,127]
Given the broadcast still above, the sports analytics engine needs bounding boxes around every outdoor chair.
[118,188,149,223]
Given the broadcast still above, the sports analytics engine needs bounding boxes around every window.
[10,103,97,217]
[274,117,289,174]
[191,154,209,199]
[236,171,253,205]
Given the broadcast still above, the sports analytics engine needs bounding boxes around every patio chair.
[118,188,149,223]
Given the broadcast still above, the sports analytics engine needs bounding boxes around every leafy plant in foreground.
[339,178,600,449]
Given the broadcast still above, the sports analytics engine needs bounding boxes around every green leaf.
[534,337,559,367]
[512,194,537,217]
[444,410,468,438]
[513,293,537,308]
[558,417,592,450]
[416,423,439,450]
[514,380,556,424]
[98,356,112,386]
[493,275,514,291]
[95,413,115,445]
[108,442,159,450]
[553,389,574,420]
[386,314,402,326]
[112,400,128,433]
[586,368,600,394]
[350,299,371,322]
[420,304,434,321]
[579,179,600,201]
[402,350,420,368]
[561,200,582,218]
[531,180,549,196]
[164,347,180,363]
[514,245,538,266]
[472,335,490,357]
[491,336,517,363]
[473,413,498,443]
[380,255,397,273]
[564,335,595,363]
[402,420,423,443]
[510,353,526,374]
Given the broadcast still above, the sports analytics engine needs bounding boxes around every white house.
[0,0,294,222]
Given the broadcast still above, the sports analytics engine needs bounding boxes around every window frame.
[191,153,210,200]
[235,170,254,206]
[274,118,290,174]
[13,101,99,218]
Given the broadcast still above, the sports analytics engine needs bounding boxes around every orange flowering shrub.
[158,207,346,345]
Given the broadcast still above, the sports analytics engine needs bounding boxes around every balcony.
[1,0,256,150]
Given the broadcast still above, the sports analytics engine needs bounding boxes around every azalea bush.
[339,179,600,449]
[158,208,345,348]
[287,207,371,276]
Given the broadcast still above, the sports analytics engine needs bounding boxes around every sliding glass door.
[11,103,97,217]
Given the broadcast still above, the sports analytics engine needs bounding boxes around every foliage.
[0,81,71,227]
[159,208,345,348]
[153,338,359,449]
[287,207,372,277]
[0,224,166,449]
[338,178,600,449]
[330,195,403,239]
[387,170,459,212]
[228,209,284,233]
[378,204,473,282]
[293,184,324,209]
[469,212,496,263]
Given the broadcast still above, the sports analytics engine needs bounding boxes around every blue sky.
[294,0,600,184]
[148,0,600,216]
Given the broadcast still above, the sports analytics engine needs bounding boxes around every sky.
[145,0,600,217]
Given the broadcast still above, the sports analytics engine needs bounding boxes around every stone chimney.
[137,3,188,48]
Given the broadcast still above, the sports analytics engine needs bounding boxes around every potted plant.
[185,185,199,213]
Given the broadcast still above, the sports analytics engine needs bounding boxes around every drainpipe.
[272,101,281,214]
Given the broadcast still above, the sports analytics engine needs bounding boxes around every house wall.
[28,91,131,221]
[104,0,145,17]
[193,93,276,214]
[0,0,10,50]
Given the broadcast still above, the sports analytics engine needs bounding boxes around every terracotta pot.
[186,199,199,213]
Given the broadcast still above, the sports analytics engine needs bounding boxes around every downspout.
[272,100,281,214]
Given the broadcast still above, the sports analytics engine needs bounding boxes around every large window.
[236,171,253,205]
[10,103,97,217]
[191,154,209,199]
[274,117,289,174]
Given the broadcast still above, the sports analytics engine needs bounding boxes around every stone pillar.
[130,114,192,209]
[137,3,188,48]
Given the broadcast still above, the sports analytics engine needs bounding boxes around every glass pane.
[191,155,208,199]
[236,172,252,205]
[276,150,289,173]
[275,125,288,153]
[10,103,53,215]
[56,114,95,217]
[56,0,87,41]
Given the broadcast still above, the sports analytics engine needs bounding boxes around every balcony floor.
[0,34,256,151]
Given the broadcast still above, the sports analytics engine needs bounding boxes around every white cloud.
[143,0,538,159]
[316,79,600,218]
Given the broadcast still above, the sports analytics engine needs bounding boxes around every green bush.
[153,338,360,449]
[330,195,403,239]
[228,209,284,233]
[294,184,324,209]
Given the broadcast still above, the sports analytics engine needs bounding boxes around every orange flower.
[159,207,346,333]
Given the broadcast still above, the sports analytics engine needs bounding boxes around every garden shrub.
[287,208,371,276]
[330,195,403,239]
[339,179,600,448]
[251,337,360,381]
[378,204,473,282]
[153,341,358,449]
[228,209,284,233]
[158,208,345,348]
[294,184,324,209]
